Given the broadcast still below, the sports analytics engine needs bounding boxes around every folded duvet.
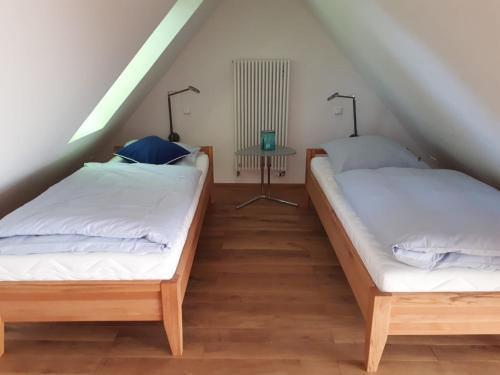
[0,162,201,255]
[335,168,500,270]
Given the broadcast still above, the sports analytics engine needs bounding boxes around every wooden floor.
[3,185,500,374]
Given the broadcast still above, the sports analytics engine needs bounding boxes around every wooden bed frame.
[305,148,500,372]
[0,146,214,358]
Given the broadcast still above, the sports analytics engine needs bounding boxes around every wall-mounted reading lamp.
[327,92,358,137]
[167,85,200,142]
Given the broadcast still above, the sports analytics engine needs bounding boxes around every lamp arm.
[167,89,189,142]
[168,88,190,97]
[168,94,174,135]
[167,86,199,142]
[327,92,359,137]
[336,94,355,99]
[351,97,358,137]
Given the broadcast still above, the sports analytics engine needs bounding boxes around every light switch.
[183,107,191,115]
[334,106,343,115]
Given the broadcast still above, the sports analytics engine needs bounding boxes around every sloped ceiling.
[0,0,218,216]
[4,0,498,218]
[306,0,500,187]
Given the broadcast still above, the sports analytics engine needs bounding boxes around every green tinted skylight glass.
[69,0,203,143]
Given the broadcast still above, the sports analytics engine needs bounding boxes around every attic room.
[1,0,500,373]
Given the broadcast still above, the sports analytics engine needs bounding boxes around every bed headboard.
[305,148,326,180]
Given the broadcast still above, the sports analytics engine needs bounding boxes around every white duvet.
[335,168,500,270]
[0,162,201,255]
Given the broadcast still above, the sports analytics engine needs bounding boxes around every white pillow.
[321,135,428,174]
[174,142,200,166]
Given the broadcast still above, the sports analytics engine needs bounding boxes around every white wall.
[307,0,500,187]
[118,0,422,183]
[0,0,174,216]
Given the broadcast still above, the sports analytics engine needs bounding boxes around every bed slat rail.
[0,281,162,322]
[305,148,385,320]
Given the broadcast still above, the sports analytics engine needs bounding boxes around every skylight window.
[69,0,202,143]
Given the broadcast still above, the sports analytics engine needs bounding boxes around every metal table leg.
[236,156,266,209]
[236,155,298,209]
[265,155,298,207]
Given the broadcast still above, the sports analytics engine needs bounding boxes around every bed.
[305,147,500,372]
[0,145,214,358]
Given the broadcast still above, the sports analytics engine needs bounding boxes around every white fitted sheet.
[0,154,209,281]
[311,156,500,292]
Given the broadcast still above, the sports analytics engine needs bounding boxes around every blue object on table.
[261,130,276,151]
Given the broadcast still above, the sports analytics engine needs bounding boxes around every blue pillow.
[114,136,190,165]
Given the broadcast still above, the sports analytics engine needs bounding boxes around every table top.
[235,145,296,157]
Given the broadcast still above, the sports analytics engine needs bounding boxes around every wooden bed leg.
[365,294,391,372]
[0,316,4,357]
[160,281,183,356]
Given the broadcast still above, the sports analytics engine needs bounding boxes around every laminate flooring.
[2,185,500,374]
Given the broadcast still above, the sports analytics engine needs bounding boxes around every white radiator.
[233,58,290,175]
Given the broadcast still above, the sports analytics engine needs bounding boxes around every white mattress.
[0,154,209,281]
[311,156,500,292]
